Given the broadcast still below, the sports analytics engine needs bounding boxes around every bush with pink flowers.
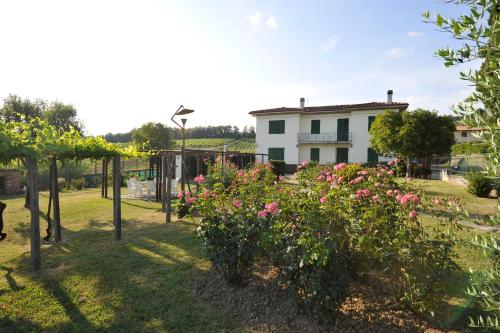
[194,162,462,318]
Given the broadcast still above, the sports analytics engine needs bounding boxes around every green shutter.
[269,120,285,134]
[367,148,379,165]
[368,116,376,130]
[268,148,285,161]
[337,118,349,141]
[311,120,320,134]
[310,148,320,162]
[336,148,348,163]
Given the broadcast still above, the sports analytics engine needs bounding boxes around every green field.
[0,180,496,332]
[174,138,256,153]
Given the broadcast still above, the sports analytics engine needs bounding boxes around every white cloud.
[387,47,403,58]
[320,36,339,54]
[248,11,262,25]
[266,16,278,29]
[407,31,422,38]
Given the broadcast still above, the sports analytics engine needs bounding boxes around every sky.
[0,0,478,135]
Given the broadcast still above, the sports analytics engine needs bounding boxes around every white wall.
[454,131,482,143]
[254,108,397,165]
[255,114,300,164]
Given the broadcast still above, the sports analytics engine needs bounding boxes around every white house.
[454,125,483,144]
[249,90,409,171]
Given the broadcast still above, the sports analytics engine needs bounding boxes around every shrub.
[412,165,432,179]
[195,162,461,318]
[195,163,276,286]
[466,172,492,197]
[70,178,84,190]
[268,160,286,177]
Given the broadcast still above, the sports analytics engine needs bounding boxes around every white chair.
[126,179,135,198]
[171,179,178,195]
[145,180,156,199]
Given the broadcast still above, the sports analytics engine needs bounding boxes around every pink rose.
[320,197,328,203]
[177,192,184,199]
[264,202,280,216]
[187,197,197,204]
[372,195,380,202]
[408,210,417,219]
[258,210,268,218]
[334,163,347,171]
[386,190,393,196]
[194,174,205,184]
[232,200,241,208]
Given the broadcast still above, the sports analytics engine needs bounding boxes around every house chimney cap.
[299,97,305,108]
[387,89,393,95]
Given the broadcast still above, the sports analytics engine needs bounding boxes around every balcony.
[297,132,352,144]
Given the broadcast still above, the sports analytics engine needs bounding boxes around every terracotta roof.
[455,125,482,131]
[249,102,409,115]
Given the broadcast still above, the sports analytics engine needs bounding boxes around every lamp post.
[171,105,194,193]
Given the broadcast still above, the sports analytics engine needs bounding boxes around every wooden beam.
[161,156,167,212]
[165,155,172,224]
[101,158,105,198]
[196,155,201,192]
[112,154,121,241]
[27,157,41,271]
[51,157,61,242]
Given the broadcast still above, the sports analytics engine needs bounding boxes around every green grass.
[0,190,235,332]
[409,178,498,217]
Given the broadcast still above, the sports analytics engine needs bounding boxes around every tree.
[0,94,45,123]
[370,109,455,177]
[131,122,173,150]
[43,101,84,134]
[424,1,499,330]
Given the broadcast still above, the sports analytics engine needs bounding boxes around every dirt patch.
[197,265,450,333]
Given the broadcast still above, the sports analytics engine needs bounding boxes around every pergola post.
[113,154,121,241]
[51,157,61,242]
[161,156,167,212]
[196,155,202,192]
[166,155,172,224]
[27,157,41,271]
[104,158,109,198]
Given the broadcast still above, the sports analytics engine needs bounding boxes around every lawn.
[0,181,497,332]
[0,189,235,332]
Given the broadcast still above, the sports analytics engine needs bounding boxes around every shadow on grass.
[1,221,235,333]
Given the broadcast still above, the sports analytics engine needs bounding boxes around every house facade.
[249,90,408,170]
[454,125,483,144]
[0,169,21,195]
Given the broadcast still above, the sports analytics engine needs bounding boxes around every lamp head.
[177,108,194,116]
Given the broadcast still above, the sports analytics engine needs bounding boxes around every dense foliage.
[369,109,455,177]
[452,142,489,155]
[466,172,493,197]
[131,122,174,150]
[194,161,462,319]
[425,1,499,329]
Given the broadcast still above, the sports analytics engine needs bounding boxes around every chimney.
[300,97,305,108]
[387,90,393,103]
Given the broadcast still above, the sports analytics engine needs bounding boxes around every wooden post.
[51,157,61,242]
[166,155,172,224]
[104,158,109,198]
[113,154,121,241]
[161,156,167,212]
[196,155,201,192]
[27,157,41,271]
[101,158,105,198]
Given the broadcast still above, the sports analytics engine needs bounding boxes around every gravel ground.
[197,265,452,333]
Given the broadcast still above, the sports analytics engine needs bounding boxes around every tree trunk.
[27,157,41,271]
[406,157,412,178]
[166,155,172,224]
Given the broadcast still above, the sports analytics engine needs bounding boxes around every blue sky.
[0,0,476,135]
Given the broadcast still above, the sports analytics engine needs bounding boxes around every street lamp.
[171,105,194,193]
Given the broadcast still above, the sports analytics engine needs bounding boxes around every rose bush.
[194,160,462,318]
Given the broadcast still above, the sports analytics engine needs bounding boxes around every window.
[337,118,349,141]
[367,148,379,165]
[336,148,349,163]
[311,120,321,134]
[268,148,285,161]
[368,116,376,131]
[269,120,285,134]
[461,131,468,138]
[310,148,320,162]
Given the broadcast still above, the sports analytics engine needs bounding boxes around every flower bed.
[193,161,462,320]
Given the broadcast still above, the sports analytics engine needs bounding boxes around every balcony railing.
[297,132,352,144]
